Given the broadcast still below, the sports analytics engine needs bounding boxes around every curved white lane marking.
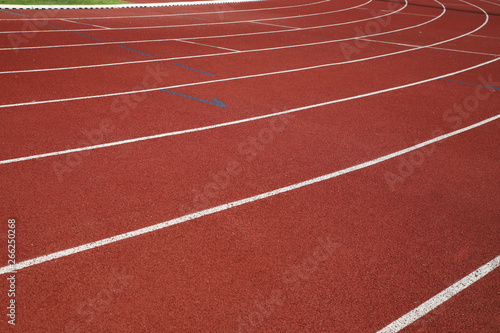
[0,2,423,73]
[0,112,498,275]
[0,0,372,34]
[0,0,490,167]
[186,2,403,41]
[0,0,393,49]
[4,0,482,112]
[1,54,498,166]
[377,255,500,333]
[0,0,330,21]
[0,0,262,10]
[0,0,496,277]
[479,0,500,6]
[361,38,500,57]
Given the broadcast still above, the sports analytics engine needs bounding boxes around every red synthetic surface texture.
[0,0,498,332]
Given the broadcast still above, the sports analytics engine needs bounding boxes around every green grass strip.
[0,0,132,5]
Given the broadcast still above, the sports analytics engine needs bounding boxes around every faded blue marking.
[36,21,61,29]
[440,78,500,90]
[73,32,103,41]
[118,45,153,57]
[0,9,28,17]
[160,89,226,107]
[172,62,215,76]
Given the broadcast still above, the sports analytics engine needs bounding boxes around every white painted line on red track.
[0,0,373,34]
[247,20,299,29]
[176,38,241,52]
[0,54,497,166]
[479,0,500,6]
[0,112,498,276]
[0,4,406,54]
[441,2,474,6]
[9,0,491,112]
[0,0,263,10]
[0,0,390,48]
[377,255,500,332]
[471,34,500,40]
[59,18,111,30]
[361,38,500,57]
[185,1,404,42]
[356,7,436,17]
[0,0,329,21]
[0,0,437,74]
[0,0,490,166]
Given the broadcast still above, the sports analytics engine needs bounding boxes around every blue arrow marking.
[74,32,104,41]
[439,78,500,90]
[118,45,154,57]
[160,89,226,107]
[36,21,61,29]
[171,62,215,76]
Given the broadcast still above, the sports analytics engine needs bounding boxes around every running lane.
[0,0,498,332]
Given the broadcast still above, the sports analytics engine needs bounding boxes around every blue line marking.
[73,32,103,41]
[439,78,500,90]
[160,89,226,107]
[175,14,208,21]
[36,21,61,29]
[171,63,215,76]
[0,9,28,17]
[118,45,153,57]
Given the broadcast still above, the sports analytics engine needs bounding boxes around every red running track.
[0,0,498,332]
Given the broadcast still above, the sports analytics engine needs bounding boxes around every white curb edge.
[0,0,263,10]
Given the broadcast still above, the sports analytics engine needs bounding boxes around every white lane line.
[377,255,500,333]
[0,0,263,10]
[441,2,474,6]
[175,39,241,52]
[0,0,485,161]
[0,113,498,276]
[361,38,500,57]
[356,7,436,17]
[0,1,433,74]
[4,0,483,112]
[471,34,500,40]
[247,20,300,29]
[0,3,408,55]
[0,0,373,34]
[479,0,500,6]
[59,18,111,30]
[0,0,330,21]
[0,0,392,49]
[1,54,498,166]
